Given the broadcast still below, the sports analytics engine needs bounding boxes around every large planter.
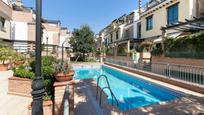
[8,77,32,97]
[28,100,53,115]
[55,70,75,82]
[14,60,25,66]
[0,64,8,71]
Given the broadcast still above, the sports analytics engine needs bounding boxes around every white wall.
[2,0,9,5]
[42,31,54,45]
[11,21,28,52]
[11,21,28,41]
[60,35,66,46]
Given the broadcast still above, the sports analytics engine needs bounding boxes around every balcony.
[0,0,12,20]
[141,0,167,14]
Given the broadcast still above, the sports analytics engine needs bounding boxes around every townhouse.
[99,10,143,64]
[11,0,36,52]
[140,0,204,41]
[0,0,12,47]
[2,0,72,57]
[41,19,61,56]
[58,27,72,59]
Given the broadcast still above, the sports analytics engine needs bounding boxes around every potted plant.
[0,47,13,71]
[14,53,25,66]
[54,61,74,82]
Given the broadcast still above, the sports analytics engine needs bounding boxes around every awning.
[153,32,182,43]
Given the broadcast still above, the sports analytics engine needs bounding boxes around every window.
[167,4,178,25]
[0,17,6,31]
[137,23,141,38]
[116,31,119,40]
[146,15,153,30]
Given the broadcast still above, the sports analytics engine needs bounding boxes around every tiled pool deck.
[74,64,204,115]
[0,71,32,115]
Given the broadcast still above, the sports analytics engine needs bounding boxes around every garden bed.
[8,77,32,97]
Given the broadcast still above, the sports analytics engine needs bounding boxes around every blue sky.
[23,0,148,33]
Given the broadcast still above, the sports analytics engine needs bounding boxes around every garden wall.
[8,77,32,97]
[152,56,204,66]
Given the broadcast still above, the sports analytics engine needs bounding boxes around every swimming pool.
[73,65,185,111]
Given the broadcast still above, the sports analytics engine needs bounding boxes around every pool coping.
[104,62,204,97]
[73,63,204,114]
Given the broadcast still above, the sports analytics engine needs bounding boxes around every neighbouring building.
[42,19,61,56]
[99,10,143,64]
[11,0,36,52]
[140,0,204,41]
[0,0,12,47]
[58,27,72,59]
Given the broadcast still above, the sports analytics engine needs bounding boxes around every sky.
[23,0,148,33]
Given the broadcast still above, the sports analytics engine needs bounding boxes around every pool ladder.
[96,75,119,107]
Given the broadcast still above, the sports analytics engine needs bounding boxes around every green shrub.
[0,47,14,64]
[151,45,163,56]
[14,66,35,79]
[164,31,204,59]
[14,52,25,61]
[30,56,57,99]
[117,44,127,56]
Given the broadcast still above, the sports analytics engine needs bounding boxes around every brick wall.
[8,77,32,97]
[54,81,75,115]
[28,101,53,115]
[152,56,204,66]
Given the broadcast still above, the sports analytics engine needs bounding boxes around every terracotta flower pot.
[0,64,8,71]
[14,61,25,66]
[55,70,75,82]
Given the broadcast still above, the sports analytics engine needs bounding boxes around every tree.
[69,25,95,61]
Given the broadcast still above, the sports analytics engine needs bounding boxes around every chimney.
[16,0,22,2]
[15,0,23,6]
[138,0,142,15]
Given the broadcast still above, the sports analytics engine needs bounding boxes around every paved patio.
[0,71,32,115]
[74,79,204,115]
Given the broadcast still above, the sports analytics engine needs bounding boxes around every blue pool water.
[73,65,184,111]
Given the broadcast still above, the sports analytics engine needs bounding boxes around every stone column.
[54,81,75,115]
[161,30,166,56]
[127,40,130,58]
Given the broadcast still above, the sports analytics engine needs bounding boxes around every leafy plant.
[13,66,35,79]
[30,56,57,99]
[54,61,72,74]
[0,47,14,64]
[117,44,127,56]
[139,41,153,52]
[151,44,163,56]
[163,31,204,59]
[14,52,25,61]
[69,25,95,61]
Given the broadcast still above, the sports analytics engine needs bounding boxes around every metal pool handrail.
[99,86,119,107]
[96,75,110,100]
[96,75,119,107]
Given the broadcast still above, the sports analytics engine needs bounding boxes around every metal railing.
[104,58,204,87]
[96,75,119,107]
